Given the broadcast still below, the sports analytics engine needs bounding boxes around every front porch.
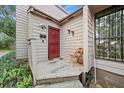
[36,58,83,82]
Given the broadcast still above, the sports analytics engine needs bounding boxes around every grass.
[0,51,33,88]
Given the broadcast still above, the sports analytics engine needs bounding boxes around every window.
[95,6,124,62]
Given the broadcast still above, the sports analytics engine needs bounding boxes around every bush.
[0,51,33,88]
[0,37,15,49]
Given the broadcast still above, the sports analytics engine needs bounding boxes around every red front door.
[48,27,60,60]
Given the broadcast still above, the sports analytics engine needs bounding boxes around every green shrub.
[0,51,33,88]
[0,37,14,49]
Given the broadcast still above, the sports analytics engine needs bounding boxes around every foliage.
[0,33,14,49]
[0,5,16,49]
[0,5,16,38]
[0,51,33,88]
[70,48,83,64]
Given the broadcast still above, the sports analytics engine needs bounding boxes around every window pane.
[110,14,113,37]
[96,19,100,38]
[100,17,104,38]
[123,37,124,61]
[116,11,121,37]
[110,38,116,59]
[110,13,116,37]
[105,15,110,38]
[123,10,124,61]
[104,39,109,58]
[99,39,105,57]
[96,39,100,57]
[115,38,121,60]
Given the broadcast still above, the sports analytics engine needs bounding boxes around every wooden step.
[35,80,83,88]
[36,75,79,85]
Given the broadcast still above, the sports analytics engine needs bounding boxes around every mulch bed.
[89,79,116,88]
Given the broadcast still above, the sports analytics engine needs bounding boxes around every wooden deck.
[35,59,83,84]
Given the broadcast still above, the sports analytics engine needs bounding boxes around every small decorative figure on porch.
[70,48,83,64]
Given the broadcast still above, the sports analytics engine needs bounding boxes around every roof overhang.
[28,6,60,25]
[55,5,70,15]
[28,6,83,26]
[88,5,112,14]
[28,5,113,26]
[60,7,83,25]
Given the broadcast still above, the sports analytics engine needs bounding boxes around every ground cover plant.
[0,51,33,88]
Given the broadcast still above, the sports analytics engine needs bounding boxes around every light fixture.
[71,31,74,36]
[39,24,47,29]
[68,29,71,34]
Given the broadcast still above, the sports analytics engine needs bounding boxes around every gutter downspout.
[94,53,96,84]
[93,19,97,84]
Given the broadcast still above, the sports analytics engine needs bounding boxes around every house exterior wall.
[16,5,29,59]
[87,7,94,71]
[27,10,84,81]
[16,5,68,60]
[27,13,60,82]
[83,6,123,75]
[83,5,94,72]
[89,5,124,76]
[30,13,60,63]
[84,5,124,76]
[96,59,124,75]
[60,13,83,60]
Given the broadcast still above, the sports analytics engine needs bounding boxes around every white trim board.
[83,5,88,72]
[96,59,124,76]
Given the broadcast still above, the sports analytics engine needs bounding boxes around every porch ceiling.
[89,5,112,14]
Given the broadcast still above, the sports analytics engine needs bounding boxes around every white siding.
[16,5,29,59]
[31,14,60,63]
[60,13,83,59]
[96,59,124,75]
[16,5,68,59]
[83,5,94,72]
[87,7,94,71]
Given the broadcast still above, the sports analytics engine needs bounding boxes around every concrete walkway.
[0,50,9,58]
